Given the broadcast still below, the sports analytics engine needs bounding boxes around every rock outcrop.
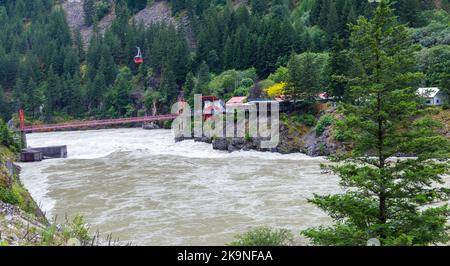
[0,201,47,246]
[61,1,195,48]
[62,0,116,46]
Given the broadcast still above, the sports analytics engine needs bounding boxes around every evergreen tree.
[303,1,450,246]
[327,38,351,100]
[0,85,10,120]
[88,72,107,111]
[343,0,357,41]
[223,36,234,70]
[61,74,83,116]
[83,0,96,26]
[172,0,186,14]
[43,66,60,120]
[318,0,330,29]
[326,0,339,44]
[310,0,324,26]
[286,53,321,102]
[13,77,26,108]
[394,0,423,27]
[111,75,133,117]
[25,78,43,119]
[250,0,269,15]
[183,71,196,102]
[195,61,210,95]
[171,39,190,86]
[159,67,178,105]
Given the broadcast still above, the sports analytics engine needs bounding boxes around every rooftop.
[417,87,440,98]
[226,96,248,106]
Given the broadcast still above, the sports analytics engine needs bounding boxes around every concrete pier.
[20,150,43,162]
[32,146,68,159]
[20,145,67,162]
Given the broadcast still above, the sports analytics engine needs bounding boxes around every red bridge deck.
[23,114,179,133]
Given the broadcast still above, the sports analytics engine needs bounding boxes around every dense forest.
[0,0,449,122]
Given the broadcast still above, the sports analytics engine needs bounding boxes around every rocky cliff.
[61,0,195,48]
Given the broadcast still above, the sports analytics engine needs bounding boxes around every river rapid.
[19,128,343,245]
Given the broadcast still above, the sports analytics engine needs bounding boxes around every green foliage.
[42,215,92,246]
[229,227,293,246]
[285,113,318,127]
[297,114,317,127]
[286,52,329,101]
[410,10,450,47]
[95,1,112,21]
[0,0,448,128]
[208,69,256,99]
[417,45,450,95]
[315,114,333,136]
[83,0,96,26]
[0,186,20,205]
[303,1,450,246]
[267,66,289,83]
[65,215,92,244]
[0,119,20,152]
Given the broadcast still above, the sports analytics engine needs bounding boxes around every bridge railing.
[23,114,179,133]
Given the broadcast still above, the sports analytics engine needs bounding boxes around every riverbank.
[0,145,47,245]
[176,107,450,157]
[176,106,346,157]
[0,145,97,246]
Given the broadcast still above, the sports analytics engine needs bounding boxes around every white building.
[417,87,448,106]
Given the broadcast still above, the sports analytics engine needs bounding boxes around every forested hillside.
[0,0,448,122]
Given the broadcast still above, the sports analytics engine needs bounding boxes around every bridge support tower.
[19,109,27,148]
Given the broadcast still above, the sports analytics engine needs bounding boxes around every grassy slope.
[431,108,450,139]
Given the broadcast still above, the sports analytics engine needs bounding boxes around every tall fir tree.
[303,1,450,246]
[286,53,321,102]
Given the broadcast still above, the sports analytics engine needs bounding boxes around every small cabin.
[226,96,248,108]
[417,87,448,106]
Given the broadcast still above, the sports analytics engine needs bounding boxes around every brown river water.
[18,128,449,245]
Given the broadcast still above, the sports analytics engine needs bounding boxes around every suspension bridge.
[16,110,180,162]
[21,114,179,133]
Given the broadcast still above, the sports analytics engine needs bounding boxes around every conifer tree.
[83,0,96,26]
[88,72,107,111]
[286,53,321,102]
[303,1,450,246]
[326,0,339,44]
[327,38,351,100]
[0,85,10,120]
[43,66,60,120]
[195,61,210,95]
[310,0,324,26]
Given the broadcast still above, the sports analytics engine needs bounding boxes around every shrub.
[0,186,20,205]
[42,225,57,245]
[268,66,289,83]
[229,227,293,246]
[233,86,250,97]
[95,1,111,21]
[315,114,333,136]
[266,82,286,98]
[0,120,21,151]
[333,127,346,142]
[43,215,92,246]
[442,104,449,110]
[240,78,254,88]
[294,114,317,127]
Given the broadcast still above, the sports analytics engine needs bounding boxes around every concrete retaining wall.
[32,146,67,159]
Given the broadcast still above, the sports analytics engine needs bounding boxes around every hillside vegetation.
[0,0,448,123]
